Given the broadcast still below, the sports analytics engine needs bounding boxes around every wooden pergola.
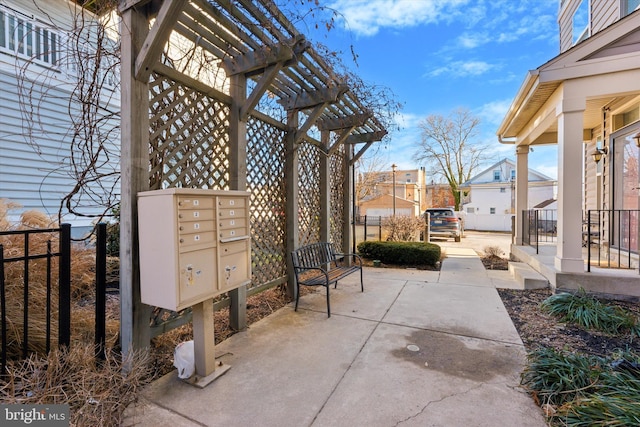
[118,0,388,357]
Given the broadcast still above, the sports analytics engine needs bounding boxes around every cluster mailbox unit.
[138,188,251,312]
[138,188,251,386]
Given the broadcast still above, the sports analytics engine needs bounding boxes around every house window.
[466,207,475,214]
[510,170,515,181]
[0,6,60,67]
[623,0,640,16]
[500,188,506,193]
[572,0,589,45]
[493,171,501,181]
[490,208,496,215]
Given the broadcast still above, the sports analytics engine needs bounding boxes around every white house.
[0,0,120,233]
[460,158,556,232]
[497,0,640,294]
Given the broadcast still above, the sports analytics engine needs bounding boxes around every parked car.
[424,208,462,242]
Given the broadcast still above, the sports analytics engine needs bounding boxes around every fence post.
[363,215,367,242]
[95,223,107,360]
[58,224,71,348]
[378,216,382,241]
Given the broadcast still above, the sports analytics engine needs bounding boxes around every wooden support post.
[320,130,331,243]
[120,4,152,359]
[285,110,300,300]
[228,73,248,331]
[342,145,353,257]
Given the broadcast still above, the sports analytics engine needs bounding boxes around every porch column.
[514,145,529,246]
[555,96,585,273]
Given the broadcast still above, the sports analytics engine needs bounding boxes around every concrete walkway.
[123,247,546,427]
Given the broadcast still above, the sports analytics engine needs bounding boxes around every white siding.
[591,0,619,34]
[0,0,120,228]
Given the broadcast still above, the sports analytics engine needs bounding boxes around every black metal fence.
[0,223,108,373]
[354,215,385,242]
[522,209,557,253]
[585,209,640,273]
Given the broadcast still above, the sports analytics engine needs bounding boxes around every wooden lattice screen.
[119,0,388,350]
[330,147,346,249]
[149,74,230,191]
[247,117,287,288]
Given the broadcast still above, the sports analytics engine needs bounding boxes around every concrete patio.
[123,247,546,427]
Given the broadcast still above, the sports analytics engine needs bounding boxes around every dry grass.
[0,345,151,427]
[1,200,135,426]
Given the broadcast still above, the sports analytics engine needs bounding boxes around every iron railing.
[522,209,557,254]
[523,209,639,272]
[585,210,639,273]
[0,223,108,373]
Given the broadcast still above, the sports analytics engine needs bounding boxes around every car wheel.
[454,236,461,242]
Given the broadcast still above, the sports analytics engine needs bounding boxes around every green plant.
[522,348,640,425]
[357,240,440,266]
[540,289,640,336]
[521,347,603,407]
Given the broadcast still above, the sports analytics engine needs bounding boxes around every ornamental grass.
[540,289,640,336]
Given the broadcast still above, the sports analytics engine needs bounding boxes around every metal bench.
[291,242,363,317]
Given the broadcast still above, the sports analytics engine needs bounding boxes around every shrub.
[357,240,440,266]
[482,245,504,258]
[382,215,424,242]
[541,289,640,336]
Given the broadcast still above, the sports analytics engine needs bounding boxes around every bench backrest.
[291,242,336,269]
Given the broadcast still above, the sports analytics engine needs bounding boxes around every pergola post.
[285,110,300,300]
[119,4,152,357]
[342,145,353,256]
[228,73,248,331]
[320,130,331,243]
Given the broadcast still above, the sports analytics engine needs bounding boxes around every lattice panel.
[298,142,322,246]
[148,74,230,190]
[247,117,287,287]
[330,146,346,249]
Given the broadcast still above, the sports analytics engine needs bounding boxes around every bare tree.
[354,146,389,213]
[413,108,487,210]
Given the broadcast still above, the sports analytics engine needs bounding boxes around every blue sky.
[298,0,561,179]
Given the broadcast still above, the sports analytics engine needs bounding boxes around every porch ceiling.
[498,10,640,146]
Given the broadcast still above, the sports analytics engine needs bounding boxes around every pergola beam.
[345,130,388,144]
[135,0,187,81]
[279,84,348,111]
[222,35,309,76]
[317,112,372,131]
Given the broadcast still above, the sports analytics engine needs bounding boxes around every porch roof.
[497,10,640,146]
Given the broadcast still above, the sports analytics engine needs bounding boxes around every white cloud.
[327,0,469,36]
[426,60,496,78]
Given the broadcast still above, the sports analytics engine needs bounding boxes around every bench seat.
[291,242,363,317]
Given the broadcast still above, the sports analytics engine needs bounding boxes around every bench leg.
[360,269,364,292]
[326,285,331,318]
[295,282,300,312]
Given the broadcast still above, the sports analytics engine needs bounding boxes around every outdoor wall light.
[592,147,608,164]
[633,131,640,148]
